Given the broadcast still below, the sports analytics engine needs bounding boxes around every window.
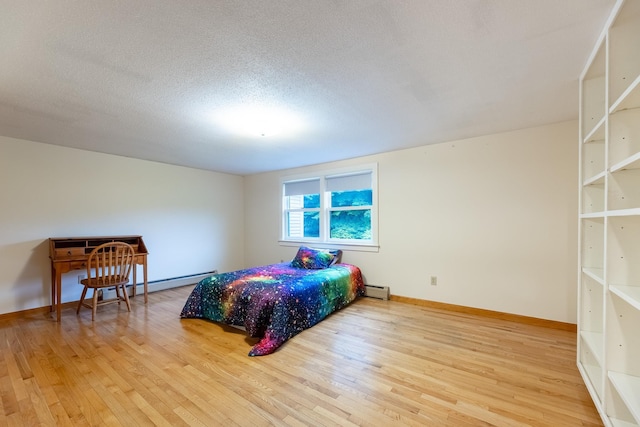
[283,178,321,239]
[281,164,378,249]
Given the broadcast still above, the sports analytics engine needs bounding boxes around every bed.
[180,246,365,356]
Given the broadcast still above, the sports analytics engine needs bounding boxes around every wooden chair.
[77,242,135,320]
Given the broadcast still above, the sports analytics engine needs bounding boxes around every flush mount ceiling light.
[214,105,305,138]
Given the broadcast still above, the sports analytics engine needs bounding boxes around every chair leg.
[115,284,121,305]
[121,284,131,312]
[92,288,98,321]
[77,286,88,314]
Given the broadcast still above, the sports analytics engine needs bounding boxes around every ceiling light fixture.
[214,105,305,138]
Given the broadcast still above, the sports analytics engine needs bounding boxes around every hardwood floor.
[0,285,601,426]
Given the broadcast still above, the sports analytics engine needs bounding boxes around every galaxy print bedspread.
[180,263,365,356]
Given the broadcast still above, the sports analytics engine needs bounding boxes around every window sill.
[278,240,379,253]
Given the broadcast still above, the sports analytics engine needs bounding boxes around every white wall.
[1,121,579,322]
[0,136,245,315]
[244,121,579,323]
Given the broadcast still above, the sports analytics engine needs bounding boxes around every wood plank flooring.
[0,285,601,426]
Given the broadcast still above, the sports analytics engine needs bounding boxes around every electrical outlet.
[77,274,86,284]
[430,276,437,286]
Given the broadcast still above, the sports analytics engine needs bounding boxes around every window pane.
[330,189,372,208]
[304,194,320,208]
[303,212,320,237]
[286,195,303,209]
[287,211,320,238]
[286,194,320,209]
[330,209,371,240]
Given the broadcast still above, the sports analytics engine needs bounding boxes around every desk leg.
[143,259,148,304]
[50,263,55,312]
[56,269,62,322]
[132,265,137,298]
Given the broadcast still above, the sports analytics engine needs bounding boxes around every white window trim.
[279,163,379,252]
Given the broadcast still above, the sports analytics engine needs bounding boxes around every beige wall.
[244,121,579,323]
[1,121,579,322]
[0,136,245,315]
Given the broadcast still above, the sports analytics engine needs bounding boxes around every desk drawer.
[55,247,85,257]
[68,261,87,270]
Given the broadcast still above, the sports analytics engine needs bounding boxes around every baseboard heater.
[365,285,390,300]
[102,270,217,300]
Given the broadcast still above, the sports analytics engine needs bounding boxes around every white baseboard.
[102,271,216,301]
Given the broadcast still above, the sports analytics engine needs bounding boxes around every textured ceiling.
[0,0,614,175]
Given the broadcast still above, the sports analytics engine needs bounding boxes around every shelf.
[582,73,607,138]
[609,107,640,168]
[608,167,640,211]
[582,185,605,215]
[581,216,605,270]
[609,371,640,426]
[607,208,640,217]
[607,216,640,286]
[583,117,606,144]
[580,331,604,366]
[582,37,606,141]
[579,359,603,401]
[582,133,605,180]
[583,267,605,285]
[579,3,639,426]
[610,285,640,311]
[611,76,640,114]
[609,0,640,111]
[581,212,606,219]
[611,151,640,173]
[583,171,607,186]
[579,354,604,401]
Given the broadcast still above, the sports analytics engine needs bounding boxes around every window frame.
[280,163,379,252]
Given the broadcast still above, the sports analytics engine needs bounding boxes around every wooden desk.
[49,236,148,322]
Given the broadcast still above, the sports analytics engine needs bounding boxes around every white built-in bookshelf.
[578,1,640,426]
